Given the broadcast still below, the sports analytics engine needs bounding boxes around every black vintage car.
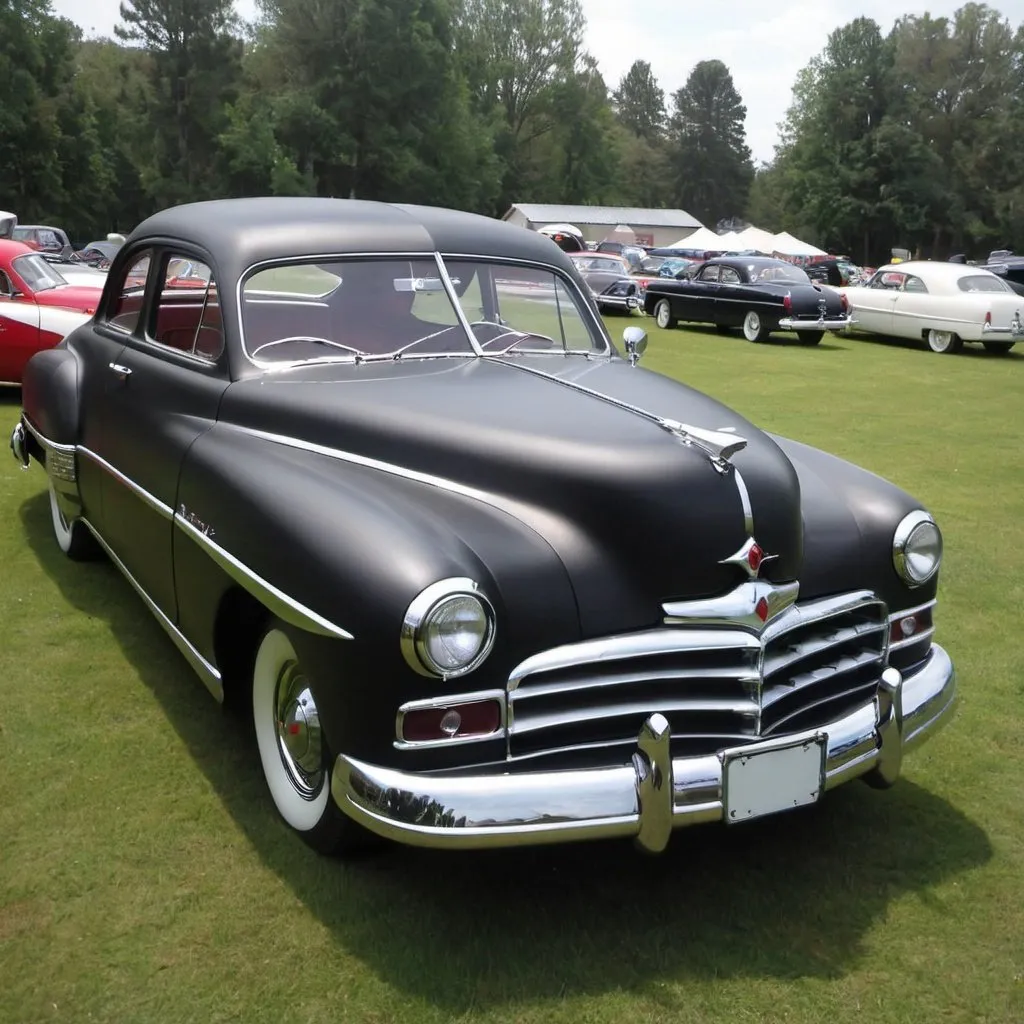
[643,256,854,343]
[568,251,641,313]
[10,198,955,856]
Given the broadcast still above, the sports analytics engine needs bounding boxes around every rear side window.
[903,276,928,293]
[108,251,153,333]
[958,275,1011,293]
[151,255,223,362]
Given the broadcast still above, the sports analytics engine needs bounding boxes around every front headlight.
[893,510,943,587]
[401,577,496,679]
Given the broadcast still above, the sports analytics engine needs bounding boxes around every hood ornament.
[720,536,779,580]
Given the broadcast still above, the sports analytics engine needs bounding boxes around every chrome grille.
[506,592,888,762]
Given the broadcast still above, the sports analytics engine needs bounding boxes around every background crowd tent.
[732,226,779,254]
[771,231,827,257]
[666,226,726,251]
[502,203,703,248]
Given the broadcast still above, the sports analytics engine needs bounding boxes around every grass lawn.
[2,320,1022,1023]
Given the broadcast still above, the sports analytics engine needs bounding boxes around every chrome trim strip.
[23,417,76,455]
[80,518,223,700]
[331,645,955,851]
[432,251,485,357]
[777,316,855,331]
[733,467,754,534]
[78,446,174,520]
[889,627,935,653]
[394,688,508,750]
[174,514,354,641]
[888,599,937,622]
[492,358,748,471]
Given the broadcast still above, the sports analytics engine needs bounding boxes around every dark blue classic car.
[11,198,954,856]
[643,256,854,343]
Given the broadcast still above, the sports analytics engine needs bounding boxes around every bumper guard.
[332,644,956,853]
[778,315,856,332]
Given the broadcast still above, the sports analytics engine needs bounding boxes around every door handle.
[108,362,132,380]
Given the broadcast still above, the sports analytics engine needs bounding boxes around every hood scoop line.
[493,357,748,473]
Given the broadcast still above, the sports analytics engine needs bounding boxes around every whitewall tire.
[927,329,962,354]
[743,311,768,342]
[655,300,674,329]
[251,624,365,852]
[48,482,98,561]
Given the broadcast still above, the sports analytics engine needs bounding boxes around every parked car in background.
[0,239,103,384]
[839,261,1023,354]
[73,239,123,269]
[568,251,641,312]
[11,224,74,259]
[643,256,853,343]
[12,197,956,858]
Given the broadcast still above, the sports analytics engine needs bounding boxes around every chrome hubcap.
[274,660,324,798]
[657,303,669,327]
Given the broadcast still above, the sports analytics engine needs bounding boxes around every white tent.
[732,226,779,253]
[716,231,745,249]
[666,226,723,250]
[771,231,827,257]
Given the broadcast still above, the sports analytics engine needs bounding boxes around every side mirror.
[622,325,648,366]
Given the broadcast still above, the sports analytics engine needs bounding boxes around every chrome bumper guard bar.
[598,294,640,310]
[778,315,856,332]
[333,644,955,853]
[982,315,1024,337]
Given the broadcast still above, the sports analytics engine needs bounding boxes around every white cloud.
[52,0,1024,163]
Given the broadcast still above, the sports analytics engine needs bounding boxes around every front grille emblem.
[720,536,779,580]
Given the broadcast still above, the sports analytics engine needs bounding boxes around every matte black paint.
[19,198,934,774]
[642,256,846,332]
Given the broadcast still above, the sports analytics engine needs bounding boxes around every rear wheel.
[252,623,369,854]
[983,341,1014,354]
[796,330,822,346]
[743,311,769,342]
[48,482,99,561]
[927,329,962,354]
[654,300,675,330]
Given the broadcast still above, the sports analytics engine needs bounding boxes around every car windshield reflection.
[240,256,609,365]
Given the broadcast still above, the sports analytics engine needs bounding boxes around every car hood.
[221,356,812,634]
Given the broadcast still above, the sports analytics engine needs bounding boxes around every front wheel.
[252,624,368,854]
[983,341,1014,354]
[796,330,822,346]
[743,311,769,342]
[48,482,99,561]
[654,300,675,329]
[927,329,962,354]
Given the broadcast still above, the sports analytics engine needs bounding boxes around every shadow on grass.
[844,331,1024,360]
[674,324,847,351]
[19,488,992,1007]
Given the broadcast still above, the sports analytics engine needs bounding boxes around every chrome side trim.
[23,417,76,455]
[888,599,937,622]
[174,514,354,641]
[80,518,223,701]
[733,467,754,534]
[394,688,508,750]
[78,446,174,520]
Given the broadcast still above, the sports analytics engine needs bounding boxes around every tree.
[666,60,753,226]
[116,0,243,205]
[612,59,665,142]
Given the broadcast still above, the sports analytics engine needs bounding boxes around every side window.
[152,254,223,362]
[719,267,741,284]
[108,251,153,333]
[38,230,61,252]
[0,270,13,298]
[699,265,720,282]
[903,275,928,294]
[490,265,595,350]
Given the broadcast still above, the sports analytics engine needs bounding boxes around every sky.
[52,0,1024,165]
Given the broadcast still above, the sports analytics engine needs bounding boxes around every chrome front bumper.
[597,293,640,310]
[778,316,856,331]
[332,644,956,852]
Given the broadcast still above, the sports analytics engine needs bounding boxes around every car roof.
[0,239,38,258]
[707,256,797,271]
[128,197,575,281]
[874,260,998,279]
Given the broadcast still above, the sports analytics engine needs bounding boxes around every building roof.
[504,204,704,230]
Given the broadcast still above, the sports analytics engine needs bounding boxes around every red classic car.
[0,239,104,385]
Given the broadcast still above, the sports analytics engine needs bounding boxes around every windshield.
[12,253,68,292]
[571,255,626,274]
[240,256,608,365]
[750,263,811,284]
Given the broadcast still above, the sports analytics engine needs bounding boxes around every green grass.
[2,321,1023,1023]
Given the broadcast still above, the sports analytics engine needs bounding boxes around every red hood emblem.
[720,537,779,580]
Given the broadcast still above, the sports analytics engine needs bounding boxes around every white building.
[502,203,704,249]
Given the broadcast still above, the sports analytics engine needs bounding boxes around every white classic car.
[839,261,1024,354]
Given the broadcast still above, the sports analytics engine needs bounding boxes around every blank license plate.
[722,736,826,824]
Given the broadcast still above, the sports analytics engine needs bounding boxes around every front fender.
[173,424,581,729]
[772,435,939,610]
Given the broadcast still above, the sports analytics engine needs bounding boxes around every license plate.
[722,735,826,824]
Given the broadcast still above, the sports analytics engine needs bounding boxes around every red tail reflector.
[401,699,503,742]
[985,311,992,325]
[840,293,849,311]
[783,293,793,313]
